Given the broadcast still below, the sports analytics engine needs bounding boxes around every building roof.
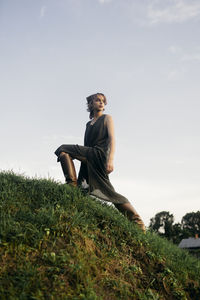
[179,238,200,249]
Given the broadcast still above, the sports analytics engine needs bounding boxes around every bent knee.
[59,152,70,158]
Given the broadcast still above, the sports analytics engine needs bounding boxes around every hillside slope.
[0,172,200,300]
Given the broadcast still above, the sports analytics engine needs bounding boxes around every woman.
[55,93,145,231]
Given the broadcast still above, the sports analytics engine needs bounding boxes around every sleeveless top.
[84,114,109,155]
[78,114,129,204]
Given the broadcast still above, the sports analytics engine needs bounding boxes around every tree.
[149,211,174,239]
[171,223,183,244]
[181,211,200,238]
[149,211,200,245]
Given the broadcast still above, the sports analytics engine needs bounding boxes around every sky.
[0,0,200,226]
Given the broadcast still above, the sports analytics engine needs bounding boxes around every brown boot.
[59,152,77,186]
[114,203,146,232]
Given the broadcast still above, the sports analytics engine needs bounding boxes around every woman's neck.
[93,111,103,120]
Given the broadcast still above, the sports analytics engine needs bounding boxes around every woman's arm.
[106,115,115,174]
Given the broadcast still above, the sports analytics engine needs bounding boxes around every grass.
[0,171,200,299]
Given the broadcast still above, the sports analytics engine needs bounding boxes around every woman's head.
[86,93,107,119]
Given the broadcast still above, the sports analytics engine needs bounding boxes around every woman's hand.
[106,160,114,174]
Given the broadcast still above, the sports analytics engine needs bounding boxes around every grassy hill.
[0,171,200,300]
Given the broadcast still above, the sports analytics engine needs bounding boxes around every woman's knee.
[59,151,67,157]
[59,152,71,160]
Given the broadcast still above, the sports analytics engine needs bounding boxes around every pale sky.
[0,0,200,226]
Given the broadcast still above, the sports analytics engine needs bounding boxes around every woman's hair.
[86,93,107,119]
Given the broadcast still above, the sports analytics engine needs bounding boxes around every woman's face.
[93,95,105,112]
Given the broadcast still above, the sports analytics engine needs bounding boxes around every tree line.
[149,211,200,244]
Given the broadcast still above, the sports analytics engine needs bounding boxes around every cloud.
[168,45,182,54]
[169,45,200,62]
[98,0,112,4]
[181,53,200,62]
[167,68,185,81]
[40,6,47,18]
[147,0,200,24]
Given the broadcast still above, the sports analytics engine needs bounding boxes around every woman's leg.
[114,203,145,232]
[59,152,78,186]
[55,145,89,186]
